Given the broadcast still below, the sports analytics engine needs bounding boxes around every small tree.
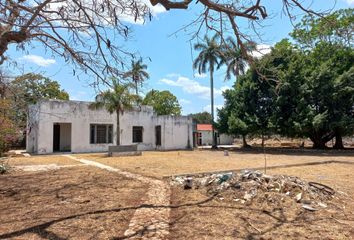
[90,80,140,145]
[143,89,181,116]
[0,99,17,156]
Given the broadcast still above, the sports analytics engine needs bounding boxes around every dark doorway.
[155,125,161,146]
[53,124,60,152]
[197,132,202,146]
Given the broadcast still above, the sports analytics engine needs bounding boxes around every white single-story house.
[26,100,193,154]
[194,124,234,146]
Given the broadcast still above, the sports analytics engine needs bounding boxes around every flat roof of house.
[196,124,213,131]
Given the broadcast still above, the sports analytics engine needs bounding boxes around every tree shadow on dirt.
[0,193,218,240]
[218,146,354,157]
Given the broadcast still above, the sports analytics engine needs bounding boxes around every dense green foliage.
[218,66,276,147]
[0,73,69,153]
[142,89,181,116]
[218,9,354,149]
[10,73,69,128]
[291,8,353,48]
[188,111,212,124]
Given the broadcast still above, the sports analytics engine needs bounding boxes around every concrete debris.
[302,204,318,211]
[184,177,193,189]
[294,191,302,202]
[171,170,335,210]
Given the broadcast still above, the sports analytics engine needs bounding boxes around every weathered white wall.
[198,131,234,146]
[32,100,117,154]
[218,134,234,145]
[199,131,213,145]
[120,107,155,151]
[59,123,71,151]
[26,104,40,153]
[27,100,193,154]
[155,115,193,150]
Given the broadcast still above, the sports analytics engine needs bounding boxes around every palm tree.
[219,37,256,81]
[90,79,140,145]
[193,34,223,148]
[123,58,149,95]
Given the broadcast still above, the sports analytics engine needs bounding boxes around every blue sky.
[5,0,353,115]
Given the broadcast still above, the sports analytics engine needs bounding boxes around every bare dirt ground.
[0,165,148,239]
[77,150,354,178]
[6,155,81,166]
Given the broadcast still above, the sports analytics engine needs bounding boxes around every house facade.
[195,124,234,146]
[27,100,193,154]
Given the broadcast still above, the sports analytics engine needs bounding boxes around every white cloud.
[19,55,56,67]
[179,98,191,104]
[166,73,181,78]
[142,0,166,15]
[41,0,166,26]
[203,104,224,114]
[159,76,229,99]
[251,44,272,58]
[194,72,207,78]
[345,0,354,5]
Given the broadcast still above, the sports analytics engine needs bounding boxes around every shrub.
[0,160,9,174]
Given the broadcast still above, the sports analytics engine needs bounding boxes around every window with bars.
[90,124,113,144]
[132,126,143,143]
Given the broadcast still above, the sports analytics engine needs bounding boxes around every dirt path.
[64,155,171,239]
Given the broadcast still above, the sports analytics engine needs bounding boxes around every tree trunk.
[261,134,265,148]
[242,134,251,148]
[116,109,120,145]
[333,129,344,149]
[210,64,217,149]
[310,135,326,149]
[135,80,138,95]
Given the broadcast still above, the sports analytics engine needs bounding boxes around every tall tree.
[142,89,181,116]
[90,80,140,145]
[273,10,354,149]
[193,34,223,148]
[218,69,275,148]
[270,40,354,149]
[9,73,69,129]
[219,37,255,81]
[123,58,150,95]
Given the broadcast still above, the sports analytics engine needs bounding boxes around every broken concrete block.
[184,177,193,189]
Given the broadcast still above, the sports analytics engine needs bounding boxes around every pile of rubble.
[171,170,335,211]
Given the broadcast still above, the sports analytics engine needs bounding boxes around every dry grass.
[0,166,148,239]
[76,150,354,178]
[6,155,80,166]
[169,163,354,239]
